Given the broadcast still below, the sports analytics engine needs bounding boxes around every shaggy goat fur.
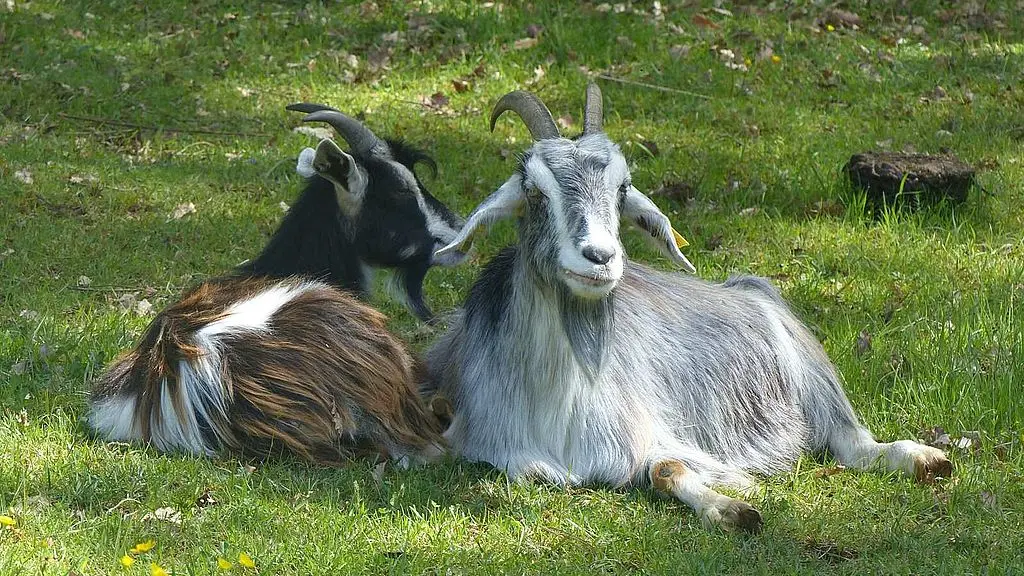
[88,105,457,464]
[426,85,951,531]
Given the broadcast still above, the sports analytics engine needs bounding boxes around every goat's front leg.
[649,460,762,533]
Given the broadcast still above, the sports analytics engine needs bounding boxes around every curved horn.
[583,82,603,135]
[285,102,340,114]
[299,110,385,157]
[489,90,560,140]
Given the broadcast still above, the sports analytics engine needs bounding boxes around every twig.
[72,285,148,293]
[596,74,710,100]
[57,113,267,137]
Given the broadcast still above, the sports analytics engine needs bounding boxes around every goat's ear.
[435,174,524,259]
[311,138,360,193]
[621,185,696,273]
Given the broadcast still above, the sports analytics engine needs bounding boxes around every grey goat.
[425,84,951,532]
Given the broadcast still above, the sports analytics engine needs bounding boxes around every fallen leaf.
[236,87,255,97]
[429,92,449,108]
[19,309,40,322]
[14,169,33,184]
[814,465,847,478]
[669,44,691,59]
[513,37,538,50]
[238,553,255,569]
[854,330,872,356]
[65,28,86,39]
[195,489,218,509]
[451,78,470,93]
[117,293,137,313]
[142,507,181,525]
[171,202,196,220]
[525,23,543,38]
[636,139,660,157]
[556,114,573,130]
[371,461,387,486]
[292,126,332,140]
[11,361,27,375]
[980,491,998,511]
[135,299,153,316]
[954,431,981,451]
[738,206,759,217]
[692,13,719,29]
[278,201,290,213]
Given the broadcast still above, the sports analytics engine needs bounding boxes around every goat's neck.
[242,177,366,294]
[511,254,614,383]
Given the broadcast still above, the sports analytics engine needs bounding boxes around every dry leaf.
[429,92,449,108]
[556,114,573,130]
[738,206,759,217]
[980,491,998,511]
[525,23,543,38]
[814,465,847,478]
[278,201,290,213]
[19,309,40,322]
[452,78,470,93]
[692,13,719,29]
[669,44,691,59]
[14,169,33,184]
[171,202,196,220]
[143,506,181,525]
[292,125,333,140]
[195,490,219,509]
[236,87,255,97]
[854,330,872,356]
[65,29,86,39]
[513,37,538,50]
[371,461,387,486]
[135,299,153,317]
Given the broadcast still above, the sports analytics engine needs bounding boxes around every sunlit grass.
[2,0,1023,574]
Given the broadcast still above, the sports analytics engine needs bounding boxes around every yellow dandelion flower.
[131,540,157,554]
[120,555,136,568]
[771,54,782,64]
[238,553,255,569]
[0,516,16,527]
[826,24,835,32]
[150,562,169,576]
[217,557,234,570]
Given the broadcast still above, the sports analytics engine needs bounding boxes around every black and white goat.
[426,85,952,532]
[88,105,464,465]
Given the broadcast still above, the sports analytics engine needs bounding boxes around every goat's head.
[435,84,694,300]
[289,103,467,270]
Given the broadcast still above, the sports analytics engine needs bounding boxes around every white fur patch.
[199,281,316,339]
[296,147,317,178]
[88,394,141,441]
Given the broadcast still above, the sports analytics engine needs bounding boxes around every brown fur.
[90,277,444,465]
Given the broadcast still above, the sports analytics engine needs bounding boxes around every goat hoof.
[914,449,953,483]
[722,500,763,534]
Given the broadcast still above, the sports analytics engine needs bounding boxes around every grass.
[1,0,1023,573]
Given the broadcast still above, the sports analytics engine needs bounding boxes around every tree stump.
[844,152,975,210]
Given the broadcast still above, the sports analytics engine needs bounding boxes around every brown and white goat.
[88,105,461,465]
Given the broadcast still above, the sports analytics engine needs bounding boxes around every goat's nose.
[581,245,615,265]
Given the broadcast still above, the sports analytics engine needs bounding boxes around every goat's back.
[89,277,444,464]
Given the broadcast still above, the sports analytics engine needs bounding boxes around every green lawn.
[2,0,1023,573]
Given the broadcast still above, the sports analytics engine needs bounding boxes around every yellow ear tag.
[671,227,690,248]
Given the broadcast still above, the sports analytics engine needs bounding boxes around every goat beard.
[557,284,615,379]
